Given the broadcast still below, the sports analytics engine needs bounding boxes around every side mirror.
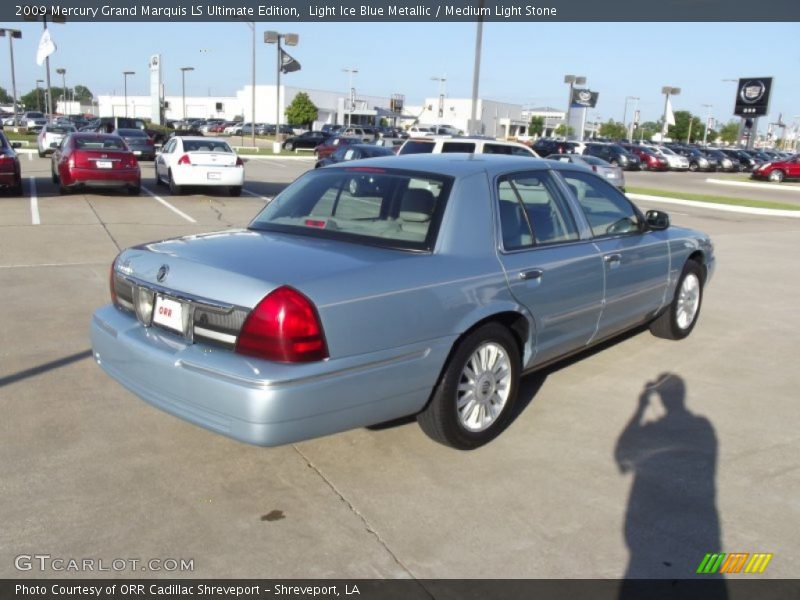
[646,209,670,231]
[50,142,59,148]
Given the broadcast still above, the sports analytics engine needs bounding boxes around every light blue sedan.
[91,154,714,450]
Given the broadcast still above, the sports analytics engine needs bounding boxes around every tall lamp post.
[701,103,713,145]
[265,31,299,153]
[180,66,194,121]
[661,86,681,140]
[123,71,135,117]
[563,74,586,140]
[431,75,447,123]
[36,79,44,112]
[622,95,639,142]
[341,67,358,128]
[55,67,66,114]
[0,29,22,125]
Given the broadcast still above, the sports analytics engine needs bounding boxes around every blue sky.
[3,21,799,127]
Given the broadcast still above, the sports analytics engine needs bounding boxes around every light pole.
[242,21,256,148]
[180,66,194,122]
[35,79,44,112]
[0,29,21,125]
[123,71,135,118]
[563,74,586,141]
[342,67,358,128]
[431,75,447,123]
[622,95,638,142]
[265,31,299,152]
[55,67,66,114]
[468,5,484,136]
[701,103,713,146]
[661,86,681,141]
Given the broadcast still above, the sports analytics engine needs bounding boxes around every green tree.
[718,120,741,144]
[668,111,703,143]
[634,121,660,142]
[554,124,574,137]
[599,119,627,140]
[0,87,12,104]
[285,92,318,128]
[528,115,544,136]
[73,85,93,103]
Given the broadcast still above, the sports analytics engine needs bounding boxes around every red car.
[51,133,141,195]
[0,132,22,195]
[750,154,800,183]
[313,135,361,160]
[623,144,669,171]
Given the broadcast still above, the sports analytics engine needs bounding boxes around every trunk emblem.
[157,265,169,282]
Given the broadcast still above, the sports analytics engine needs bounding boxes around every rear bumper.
[65,167,140,188]
[172,165,244,187]
[90,305,452,446]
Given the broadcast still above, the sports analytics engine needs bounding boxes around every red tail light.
[177,154,191,165]
[146,139,154,146]
[235,156,244,167]
[592,165,598,172]
[236,286,328,363]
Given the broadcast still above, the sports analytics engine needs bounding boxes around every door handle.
[519,269,543,281]
[604,253,622,264]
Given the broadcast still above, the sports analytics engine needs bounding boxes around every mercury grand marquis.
[91,154,714,450]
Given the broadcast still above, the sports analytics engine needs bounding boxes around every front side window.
[497,171,579,250]
[560,170,642,237]
[249,168,453,251]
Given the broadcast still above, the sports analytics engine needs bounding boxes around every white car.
[37,123,77,157]
[645,145,690,171]
[223,122,243,134]
[155,136,245,196]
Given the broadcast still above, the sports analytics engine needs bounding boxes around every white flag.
[36,29,57,67]
[666,97,676,126]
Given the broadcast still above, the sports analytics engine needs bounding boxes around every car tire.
[11,178,23,196]
[284,142,294,151]
[38,149,45,158]
[154,171,165,186]
[689,162,698,172]
[168,170,182,195]
[52,167,59,184]
[610,159,619,166]
[59,183,70,195]
[768,170,785,183]
[128,185,141,196]
[229,186,242,197]
[417,323,521,450]
[650,260,704,341]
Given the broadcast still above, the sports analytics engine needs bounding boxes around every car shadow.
[616,373,726,599]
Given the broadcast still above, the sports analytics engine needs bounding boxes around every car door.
[494,170,605,366]
[559,170,670,339]
[156,138,177,181]
[787,156,800,178]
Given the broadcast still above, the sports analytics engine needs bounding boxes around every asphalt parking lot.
[2,156,799,580]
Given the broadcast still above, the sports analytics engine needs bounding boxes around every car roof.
[325,153,565,177]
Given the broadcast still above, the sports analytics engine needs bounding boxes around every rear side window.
[441,142,477,153]
[399,140,435,155]
[497,171,579,250]
[484,143,533,157]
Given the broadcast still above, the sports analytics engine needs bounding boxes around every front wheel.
[689,162,698,172]
[284,142,294,151]
[650,260,704,340]
[168,170,182,195]
[768,170,785,183]
[417,323,520,450]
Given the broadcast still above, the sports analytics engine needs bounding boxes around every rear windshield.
[182,140,233,152]
[74,137,126,150]
[398,140,435,155]
[580,155,608,166]
[249,168,453,251]
[47,126,75,134]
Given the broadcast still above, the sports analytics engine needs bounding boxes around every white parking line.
[27,153,33,162]
[141,186,197,223]
[242,189,272,202]
[246,157,287,168]
[29,177,40,225]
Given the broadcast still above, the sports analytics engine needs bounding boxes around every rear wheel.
[417,323,520,450]
[168,170,182,195]
[59,183,70,195]
[128,185,141,196]
[229,186,242,197]
[768,170,785,183]
[689,162,698,172]
[650,260,704,340]
[52,166,59,184]
[11,177,23,196]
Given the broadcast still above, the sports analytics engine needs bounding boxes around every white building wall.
[97,95,241,121]
[412,98,525,138]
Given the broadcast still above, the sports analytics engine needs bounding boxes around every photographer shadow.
[616,373,727,600]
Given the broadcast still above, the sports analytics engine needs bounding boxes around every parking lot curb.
[705,178,800,193]
[628,193,800,218]
[240,155,315,161]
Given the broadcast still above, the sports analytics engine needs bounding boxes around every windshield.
[249,168,453,251]
[74,137,127,150]
[658,147,676,155]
